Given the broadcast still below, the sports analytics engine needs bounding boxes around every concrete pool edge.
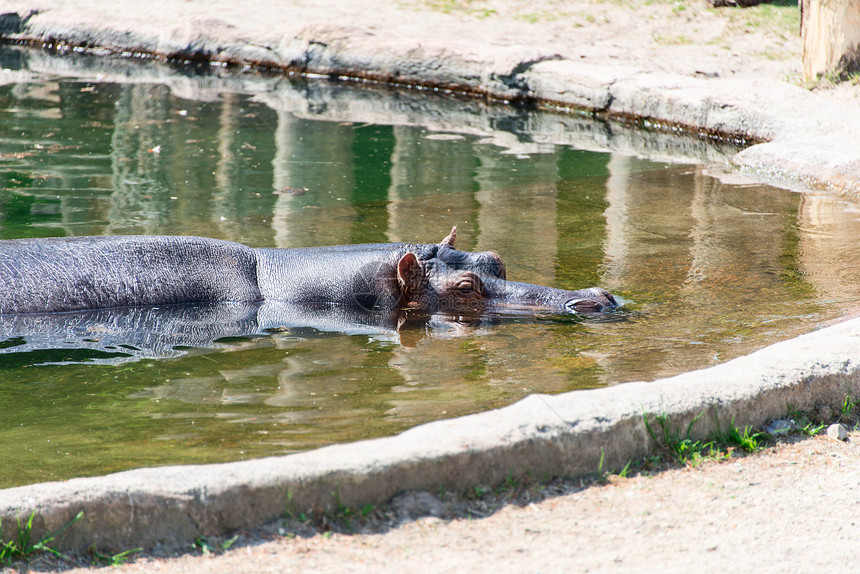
[2,316,859,552]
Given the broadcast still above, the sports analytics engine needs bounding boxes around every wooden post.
[801,0,860,80]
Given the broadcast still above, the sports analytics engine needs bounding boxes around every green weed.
[504,470,517,490]
[0,510,83,566]
[330,489,354,530]
[595,447,608,483]
[715,418,766,453]
[315,488,377,531]
[643,410,720,466]
[89,545,142,566]
[193,534,238,556]
[221,535,239,551]
[597,449,634,482]
[492,470,534,498]
[840,394,858,421]
[284,488,307,521]
[192,536,210,554]
[788,408,826,437]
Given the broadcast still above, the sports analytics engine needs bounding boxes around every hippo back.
[0,236,262,314]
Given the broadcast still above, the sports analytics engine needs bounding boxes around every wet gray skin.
[0,229,616,317]
[306,227,508,281]
[481,282,617,314]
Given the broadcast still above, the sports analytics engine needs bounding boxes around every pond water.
[3,47,860,487]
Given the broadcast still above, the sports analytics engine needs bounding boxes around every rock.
[826,423,849,441]
[390,491,446,522]
[765,419,798,436]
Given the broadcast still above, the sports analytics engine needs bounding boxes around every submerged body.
[0,230,616,316]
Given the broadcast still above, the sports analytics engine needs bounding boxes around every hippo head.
[393,227,616,315]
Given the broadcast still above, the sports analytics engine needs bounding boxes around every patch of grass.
[330,489,354,530]
[755,48,790,61]
[643,410,771,467]
[652,33,694,45]
[89,545,142,567]
[725,2,799,39]
[840,394,859,423]
[795,68,860,90]
[514,10,576,24]
[643,410,723,466]
[595,448,634,483]
[788,408,826,437]
[305,488,381,533]
[494,470,519,496]
[789,72,823,90]
[486,470,536,500]
[715,418,766,453]
[284,488,309,522]
[0,510,83,566]
[192,535,238,556]
[410,0,495,17]
[470,485,489,499]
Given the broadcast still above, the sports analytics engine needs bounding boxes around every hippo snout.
[481,280,618,315]
[563,288,618,313]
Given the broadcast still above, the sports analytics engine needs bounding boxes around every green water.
[3,48,860,487]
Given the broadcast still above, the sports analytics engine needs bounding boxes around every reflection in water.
[2,46,860,486]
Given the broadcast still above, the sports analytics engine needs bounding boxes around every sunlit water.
[2,46,860,487]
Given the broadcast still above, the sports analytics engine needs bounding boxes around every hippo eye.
[453,274,484,296]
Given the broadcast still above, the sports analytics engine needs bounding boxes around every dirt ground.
[4,0,860,571]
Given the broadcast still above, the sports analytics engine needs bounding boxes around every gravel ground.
[2,0,859,572]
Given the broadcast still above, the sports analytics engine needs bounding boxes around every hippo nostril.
[564,298,603,313]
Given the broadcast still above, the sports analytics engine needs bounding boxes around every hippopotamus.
[0,228,616,316]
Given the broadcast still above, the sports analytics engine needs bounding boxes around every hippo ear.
[439,226,457,248]
[397,252,427,300]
